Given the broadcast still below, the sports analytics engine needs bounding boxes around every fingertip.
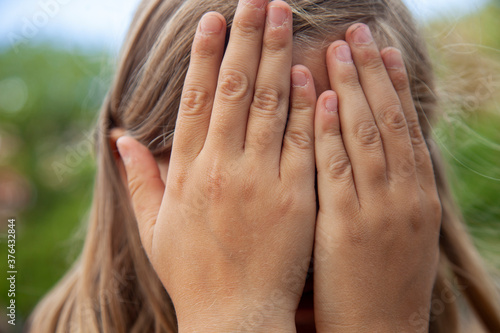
[381,48,410,92]
[314,90,353,191]
[324,91,338,114]
[291,67,309,88]
[116,136,132,165]
[116,136,156,170]
[316,90,339,133]
[380,46,399,55]
[266,0,292,29]
[199,11,226,35]
[345,23,367,42]
[281,65,316,172]
[267,0,290,9]
[381,47,404,70]
[326,40,350,63]
[290,65,316,103]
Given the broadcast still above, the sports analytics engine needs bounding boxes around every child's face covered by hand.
[115,1,441,331]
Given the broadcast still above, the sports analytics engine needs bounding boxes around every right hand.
[117,0,318,331]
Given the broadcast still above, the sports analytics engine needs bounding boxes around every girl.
[28,0,500,332]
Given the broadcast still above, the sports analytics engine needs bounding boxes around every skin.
[113,0,442,331]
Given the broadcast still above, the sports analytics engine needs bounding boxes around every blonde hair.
[28,0,500,332]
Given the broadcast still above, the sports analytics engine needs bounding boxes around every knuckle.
[180,88,212,116]
[378,103,407,132]
[325,155,352,181]
[359,49,385,72]
[408,120,426,146]
[252,86,282,117]
[225,159,244,177]
[203,162,228,201]
[277,191,297,215]
[429,195,443,227]
[127,175,142,199]
[338,68,360,89]
[407,198,425,233]
[252,116,285,149]
[233,16,262,38]
[411,132,427,149]
[240,172,257,201]
[369,163,387,183]
[263,31,288,51]
[253,126,276,148]
[291,95,314,112]
[414,148,431,171]
[168,171,189,195]
[210,115,234,139]
[192,38,219,59]
[391,70,410,91]
[285,128,313,150]
[393,151,417,182]
[352,120,381,148]
[218,68,250,101]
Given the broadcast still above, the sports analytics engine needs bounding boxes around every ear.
[109,128,129,186]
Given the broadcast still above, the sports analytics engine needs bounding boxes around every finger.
[116,136,164,257]
[172,12,226,162]
[314,90,358,213]
[245,0,293,164]
[325,41,387,195]
[280,66,316,186]
[346,24,416,185]
[207,0,268,151]
[381,47,436,188]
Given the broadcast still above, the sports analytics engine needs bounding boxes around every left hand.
[313,23,442,332]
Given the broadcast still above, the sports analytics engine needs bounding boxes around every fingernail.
[383,49,404,69]
[292,71,308,87]
[325,95,338,113]
[335,45,353,63]
[200,13,223,34]
[268,5,287,28]
[352,24,373,45]
[116,137,130,164]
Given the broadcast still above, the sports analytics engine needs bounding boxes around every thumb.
[116,136,165,256]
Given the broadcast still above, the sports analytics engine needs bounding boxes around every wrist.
[176,300,297,333]
[315,313,429,333]
[179,318,296,333]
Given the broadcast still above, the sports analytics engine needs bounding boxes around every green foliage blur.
[0,46,110,330]
[0,2,499,331]
[427,2,500,265]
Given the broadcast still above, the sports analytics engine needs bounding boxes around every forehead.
[292,46,331,98]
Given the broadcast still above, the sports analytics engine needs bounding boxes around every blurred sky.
[0,0,490,54]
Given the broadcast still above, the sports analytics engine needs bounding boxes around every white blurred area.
[0,0,491,53]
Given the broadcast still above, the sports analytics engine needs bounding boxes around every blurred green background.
[0,1,499,331]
